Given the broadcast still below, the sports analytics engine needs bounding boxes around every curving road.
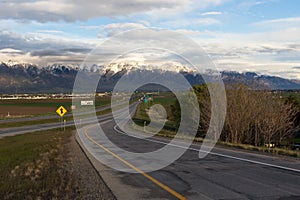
[2,102,300,200]
[77,117,300,200]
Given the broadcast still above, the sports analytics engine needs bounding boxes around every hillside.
[0,62,299,93]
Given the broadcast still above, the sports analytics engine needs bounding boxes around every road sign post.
[56,106,67,131]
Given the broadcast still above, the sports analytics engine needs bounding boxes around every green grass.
[280,91,300,98]
[280,91,300,106]
[133,92,178,130]
[293,138,300,143]
[0,127,77,199]
[134,103,150,121]
[0,107,113,129]
[0,101,110,109]
[0,118,63,128]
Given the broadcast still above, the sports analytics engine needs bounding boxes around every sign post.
[56,106,67,131]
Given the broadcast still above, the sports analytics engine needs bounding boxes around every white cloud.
[198,27,300,44]
[186,27,300,79]
[0,0,191,22]
[37,30,64,34]
[175,29,204,37]
[100,23,147,37]
[159,18,221,28]
[142,0,228,25]
[253,17,300,29]
[201,11,222,16]
[195,0,230,8]
[237,0,270,10]
[0,48,23,54]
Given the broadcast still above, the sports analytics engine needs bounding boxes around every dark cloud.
[0,0,188,22]
[256,46,292,54]
[0,31,59,51]
[62,48,92,53]
[0,30,95,64]
[30,49,68,57]
[30,48,92,57]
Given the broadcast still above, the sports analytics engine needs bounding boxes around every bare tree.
[194,83,299,148]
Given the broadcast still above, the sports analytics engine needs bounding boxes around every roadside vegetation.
[0,128,76,199]
[133,86,300,157]
[195,84,299,147]
[0,128,115,200]
[133,92,178,132]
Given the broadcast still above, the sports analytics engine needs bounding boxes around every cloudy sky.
[0,0,299,79]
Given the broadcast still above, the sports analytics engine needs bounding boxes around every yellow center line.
[84,124,187,200]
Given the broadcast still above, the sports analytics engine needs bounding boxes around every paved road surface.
[0,102,135,138]
[77,119,300,200]
[0,113,112,138]
[1,102,299,199]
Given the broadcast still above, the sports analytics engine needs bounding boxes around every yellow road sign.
[56,106,67,117]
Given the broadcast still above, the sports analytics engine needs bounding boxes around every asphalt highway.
[0,101,133,137]
[77,119,300,200]
[1,102,299,200]
[0,102,134,138]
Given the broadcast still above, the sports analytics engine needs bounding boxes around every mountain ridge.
[0,62,299,93]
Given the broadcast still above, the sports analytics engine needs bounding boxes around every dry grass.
[129,122,300,158]
[0,128,80,199]
[217,141,300,158]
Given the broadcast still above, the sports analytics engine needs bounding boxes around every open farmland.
[0,99,72,118]
[0,96,111,119]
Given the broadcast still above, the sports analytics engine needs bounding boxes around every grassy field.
[0,107,113,129]
[133,92,178,130]
[0,127,115,199]
[0,96,137,129]
[0,128,76,199]
[280,91,300,105]
[0,96,111,119]
[0,97,135,129]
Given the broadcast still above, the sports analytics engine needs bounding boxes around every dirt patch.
[0,106,54,117]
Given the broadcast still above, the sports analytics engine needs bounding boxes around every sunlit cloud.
[0,0,299,80]
[201,11,223,16]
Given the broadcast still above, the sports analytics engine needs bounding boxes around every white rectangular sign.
[81,100,94,106]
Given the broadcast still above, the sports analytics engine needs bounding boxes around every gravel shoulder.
[66,132,116,200]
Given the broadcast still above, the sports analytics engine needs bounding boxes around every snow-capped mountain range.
[2,60,195,74]
[0,60,299,93]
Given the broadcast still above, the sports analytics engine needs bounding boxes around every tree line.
[173,84,300,148]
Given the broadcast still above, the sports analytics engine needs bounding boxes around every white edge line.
[113,125,300,174]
